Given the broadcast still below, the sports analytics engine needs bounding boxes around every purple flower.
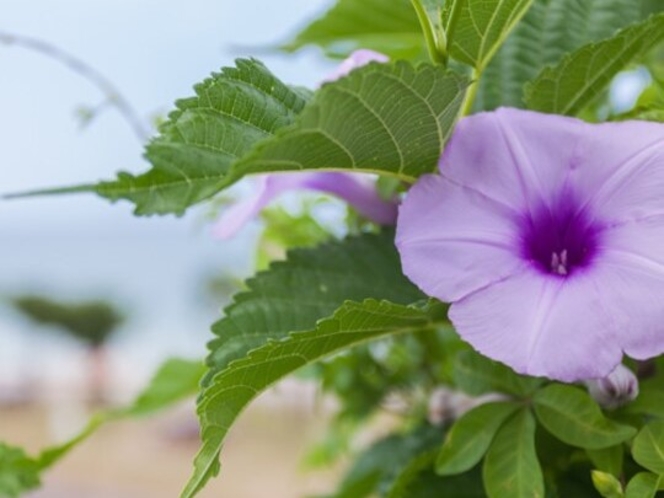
[319,49,389,84]
[214,50,394,239]
[585,364,639,410]
[396,107,664,382]
[213,172,397,239]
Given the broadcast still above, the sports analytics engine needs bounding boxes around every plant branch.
[0,31,150,142]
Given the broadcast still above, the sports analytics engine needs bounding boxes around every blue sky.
[0,0,334,384]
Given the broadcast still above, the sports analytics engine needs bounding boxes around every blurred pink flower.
[397,107,664,382]
[319,49,389,84]
[214,50,393,240]
[213,171,397,239]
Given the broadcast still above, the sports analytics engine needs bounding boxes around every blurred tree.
[11,295,124,403]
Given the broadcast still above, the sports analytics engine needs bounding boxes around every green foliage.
[525,13,664,115]
[0,357,202,496]
[328,424,442,498]
[453,350,541,397]
[442,0,534,71]
[206,230,425,380]
[626,382,664,418]
[436,402,520,476]
[314,331,447,423]
[474,0,647,110]
[126,358,205,417]
[95,59,310,215]
[282,0,424,60]
[587,445,625,477]
[591,470,624,498]
[533,384,637,449]
[0,444,40,498]
[230,62,469,183]
[185,298,447,497]
[11,295,123,347]
[482,409,544,498]
[625,473,661,498]
[632,421,664,475]
[388,448,485,498]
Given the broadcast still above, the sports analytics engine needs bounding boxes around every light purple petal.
[396,174,525,302]
[439,108,586,212]
[212,175,299,239]
[449,268,623,382]
[320,49,389,84]
[301,172,397,225]
[213,172,397,239]
[397,107,664,381]
[595,218,664,359]
[570,120,664,225]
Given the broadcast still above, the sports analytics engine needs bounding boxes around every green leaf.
[389,448,485,498]
[0,444,40,498]
[625,383,664,418]
[411,0,447,64]
[591,470,625,498]
[625,472,661,498]
[525,13,664,115]
[442,0,534,70]
[632,421,664,475]
[533,384,637,450]
[453,350,542,397]
[482,409,544,498]
[436,401,520,476]
[587,445,625,477]
[38,356,204,468]
[182,299,446,498]
[331,424,442,498]
[206,230,425,381]
[282,0,425,60]
[228,62,469,183]
[475,0,647,110]
[0,357,204,497]
[125,357,205,416]
[93,59,309,216]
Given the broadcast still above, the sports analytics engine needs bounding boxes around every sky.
[0,0,334,392]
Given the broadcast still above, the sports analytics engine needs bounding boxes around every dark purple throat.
[520,192,603,277]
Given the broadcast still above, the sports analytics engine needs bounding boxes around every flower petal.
[320,49,389,84]
[571,120,664,225]
[439,108,586,212]
[449,268,624,382]
[301,172,397,225]
[596,218,664,359]
[212,175,300,239]
[213,172,397,239]
[396,174,525,302]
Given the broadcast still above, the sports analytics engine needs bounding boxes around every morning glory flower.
[213,171,397,239]
[396,108,664,382]
[214,50,394,239]
[320,49,389,84]
[585,364,639,410]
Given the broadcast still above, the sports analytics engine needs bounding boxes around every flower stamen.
[551,249,568,276]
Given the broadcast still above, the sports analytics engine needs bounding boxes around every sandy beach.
[1,385,340,498]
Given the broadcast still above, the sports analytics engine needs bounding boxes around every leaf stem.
[460,68,481,116]
[410,0,447,65]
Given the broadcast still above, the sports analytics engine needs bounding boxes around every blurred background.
[0,0,344,496]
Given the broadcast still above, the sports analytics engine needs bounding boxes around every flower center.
[520,195,602,277]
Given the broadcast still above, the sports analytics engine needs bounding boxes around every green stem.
[460,68,481,116]
[411,0,446,65]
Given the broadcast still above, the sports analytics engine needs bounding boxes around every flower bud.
[585,364,639,410]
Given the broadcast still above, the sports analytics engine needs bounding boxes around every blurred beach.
[1,380,340,498]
